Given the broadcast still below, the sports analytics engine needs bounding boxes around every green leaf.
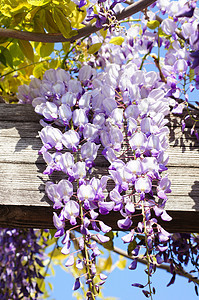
[109,36,124,45]
[147,20,160,29]
[127,240,137,256]
[102,240,114,250]
[49,58,60,69]
[0,37,9,44]
[27,0,50,5]
[0,46,13,68]
[88,43,102,55]
[18,40,34,62]
[33,14,45,33]
[39,42,54,57]
[102,231,114,250]
[189,68,195,82]
[0,53,7,66]
[13,12,27,26]
[52,7,72,39]
[49,228,57,239]
[9,41,25,66]
[106,231,114,240]
[56,3,72,17]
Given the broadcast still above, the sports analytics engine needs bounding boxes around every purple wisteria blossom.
[17,25,176,296]
[0,228,46,300]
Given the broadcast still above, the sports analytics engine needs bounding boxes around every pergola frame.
[0,104,199,232]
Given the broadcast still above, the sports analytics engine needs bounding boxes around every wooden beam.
[0,104,199,232]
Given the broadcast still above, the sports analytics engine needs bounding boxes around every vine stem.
[142,201,153,300]
[80,202,96,299]
[139,51,151,70]
[73,118,96,299]
[0,0,156,43]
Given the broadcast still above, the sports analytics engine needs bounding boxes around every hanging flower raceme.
[18,56,172,298]
[14,0,199,297]
[0,228,46,300]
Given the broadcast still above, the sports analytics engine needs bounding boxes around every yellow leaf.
[0,46,13,68]
[117,256,127,270]
[25,6,40,22]
[0,1,31,17]
[103,253,112,272]
[44,9,59,32]
[189,68,195,82]
[67,1,86,29]
[27,0,50,5]
[147,20,160,29]
[18,40,34,62]
[33,62,46,78]
[158,27,170,38]
[49,248,66,261]
[52,7,72,38]
[39,42,54,58]
[109,36,124,45]
[48,282,53,291]
[49,264,55,276]
[62,42,70,54]
[13,12,27,25]
[49,58,60,69]
[37,278,45,292]
[88,43,102,55]
[73,291,84,300]
[100,28,107,39]
[57,3,72,17]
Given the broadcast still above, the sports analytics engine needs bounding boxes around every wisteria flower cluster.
[72,0,125,29]
[86,0,199,133]
[16,1,199,298]
[18,55,173,297]
[1,0,199,299]
[0,228,46,300]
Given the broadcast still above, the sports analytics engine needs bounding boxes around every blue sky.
[46,246,199,300]
[45,231,199,300]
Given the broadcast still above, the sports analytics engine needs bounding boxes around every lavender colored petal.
[117,218,132,230]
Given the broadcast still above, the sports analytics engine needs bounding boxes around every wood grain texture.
[1,104,199,231]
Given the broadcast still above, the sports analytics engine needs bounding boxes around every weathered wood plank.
[0,163,198,209]
[1,104,199,231]
[0,104,41,122]
[0,205,199,232]
[1,132,199,166]
[1,119,199,166]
